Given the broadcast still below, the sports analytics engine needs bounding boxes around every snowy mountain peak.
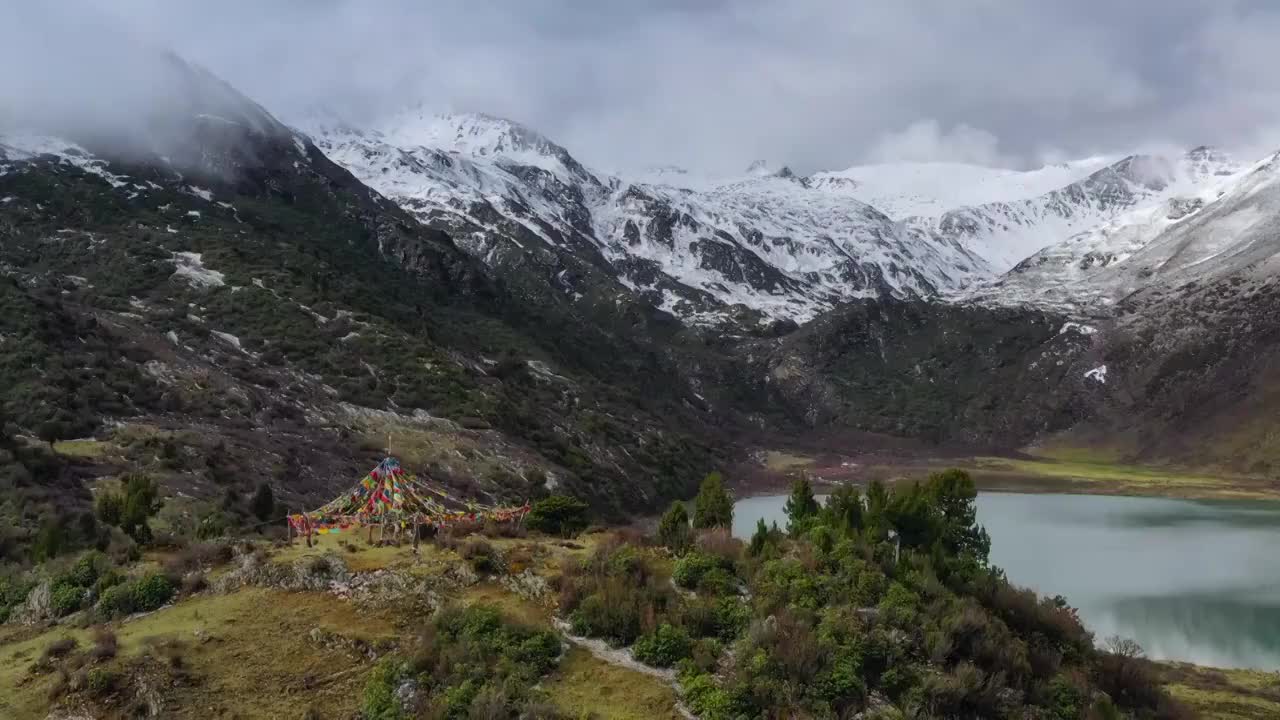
[378,110,552,158]
[742,160,796,179]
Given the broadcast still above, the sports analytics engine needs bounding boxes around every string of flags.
[287,456,530,534]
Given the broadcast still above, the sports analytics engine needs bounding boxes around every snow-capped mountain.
[906,149,1243,272]
[965,148,1272,311]
[970,150,1280,311]
[809,157,1116,219]
[302,107,1269,325]
[304,110,989,324]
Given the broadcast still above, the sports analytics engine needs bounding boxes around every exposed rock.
[9,580,53,625]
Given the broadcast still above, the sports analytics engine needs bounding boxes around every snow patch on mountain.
[809,157,1116,218]
[0,134,130,187]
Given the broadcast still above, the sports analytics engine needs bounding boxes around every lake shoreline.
[733,491,1280,682]
[731,452,1280,503]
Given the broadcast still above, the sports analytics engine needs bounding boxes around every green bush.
[656,501,692,553]
[632,623,693,668]
[361,657,409,720]
[524,495,589,537]
[97,583,137,618]
[49,583,85,617]
[369,604,563,717]
[61,551,107,588]
[877,582,920,627]
[672,552,735,594]
[95,492,124,526]
[679,668,737,720]
[86,667,118,696]
[96,572,174,617]
[132,573,175,611]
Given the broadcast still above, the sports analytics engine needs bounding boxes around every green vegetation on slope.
[559,469,1190,719]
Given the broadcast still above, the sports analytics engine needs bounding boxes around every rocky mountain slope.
[913,148,1244,274]
[972,150,1279,312]
[0,59,739,564]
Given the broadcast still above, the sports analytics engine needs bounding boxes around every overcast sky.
[10,0,1280,174]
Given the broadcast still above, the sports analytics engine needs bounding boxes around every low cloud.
[868,120,1016,167]
[7,0,1280,174]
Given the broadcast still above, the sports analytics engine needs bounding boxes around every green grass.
[51,439,114,458]
[763,450,815,471]
[1159,662,1280,720]
[0,588,404,719]
[544,646,684,720]
[964,456,1280,500]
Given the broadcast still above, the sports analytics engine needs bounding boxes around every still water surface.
[733,492,1280,669]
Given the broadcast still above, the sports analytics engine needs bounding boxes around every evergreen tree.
[120,474,161,544]
[822,484,863,534]
[525,495,590,537]
[925,468,990,561]
[251,482,276,521]
[864,479,890,541]
[692,472,733,529]
[656,501,692,553]
[748,518,769,557]
[783,476,820,536]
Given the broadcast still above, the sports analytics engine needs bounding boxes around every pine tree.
[747,518,770,558]
[823,484,863,534]
[692,472,733,529]
[864,479,890,541]
[783,476,820,536]
[656,501,692,553]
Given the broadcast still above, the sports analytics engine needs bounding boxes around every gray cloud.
[7,0,1280,174]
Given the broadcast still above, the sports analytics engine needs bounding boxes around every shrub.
[384,603,562,716]
[632,622,693,667]
[86,667,118,695]
[459,538,500,574]
[89,627,118,660]
[361,657,408,720]
[181,572,208,595]
[63,551,107,588]
[97,573,175,617]
[656,502,692,553]
[524,495,589,537]
[672,552,736,594]
[877,582,920,627]
[250,482,276,521]
[164,541,234,576]
[97,583,136,617]
[694,530,742,566]
[679,669,737,720]
[49,583,85,617]
[132,573,176,611]
[42,635,78,658]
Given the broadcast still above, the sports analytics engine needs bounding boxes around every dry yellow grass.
[1158,662,1280,720]
[0,588,401,719]
[544,646,684,720]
